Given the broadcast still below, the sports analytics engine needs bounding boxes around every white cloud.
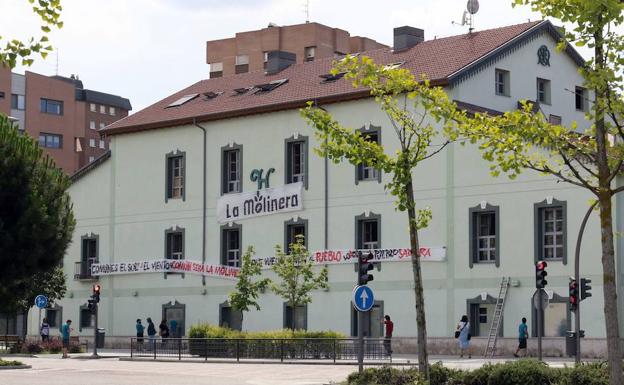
[0,0,582,112]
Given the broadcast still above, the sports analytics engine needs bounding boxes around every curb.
[0,365,32,370]
[119,357,405,366]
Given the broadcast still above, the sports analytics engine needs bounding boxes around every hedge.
[188,323,344,339]
[346,361,610,385]
[0,359,24,366]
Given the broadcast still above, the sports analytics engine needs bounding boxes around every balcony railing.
[74,259,97,280]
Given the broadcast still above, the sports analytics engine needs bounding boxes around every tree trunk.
[291,303,296,330]
[594,25,623,385]
[597,195,622,385]
[405,178,429,379]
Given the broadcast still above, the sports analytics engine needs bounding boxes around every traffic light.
[358,252,374,285]
[87,298,96,313]
[93,284,101,303]
[535,260,548,289]
[569,278,579,312]
[581,278,592,300]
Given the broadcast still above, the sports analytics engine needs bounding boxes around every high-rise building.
[206,22,386,78]
[0,67,131,174]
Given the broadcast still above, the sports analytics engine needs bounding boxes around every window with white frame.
[356,129,380,183]
[89,120,96,130]
[356,213,381,250]
[286,137,307,187]
[221,225,241,267]
[109,106,116,116]
[99,105,106,114]
[534,199,567,262]
[537,78,551,104]
[165,228,184,260]
[469,203,500,267]
[89,138,96,148]
[99,140,105,149]
[575,86,588,111]
[90,103,97,112]
[166,152,185,201]
[222,145,242,194]
[99,122,105,130]
[495,69,510,96]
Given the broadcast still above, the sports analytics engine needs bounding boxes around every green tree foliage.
[0,114,75,309]
[270,235,328,329]
[444,2,624,383]
[301,56,460,379]
[228,246,270,327]
[1,0,63,68]
[0,266,66,315]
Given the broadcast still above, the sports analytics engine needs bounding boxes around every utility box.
[96,328,105,349]
[566,331,577,357]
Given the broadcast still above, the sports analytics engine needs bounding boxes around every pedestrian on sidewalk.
[146,317,156,351]
[159,319,170,346]
[382,315,394,357]
[169,319,178,338]
[40,318,50,342]
[61,319,73,358]
[513,317,529,357]
[455,315,471,358]
[136,319,145,347]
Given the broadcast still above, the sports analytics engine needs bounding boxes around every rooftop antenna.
[452,0,480,33]
[303,0,310,23]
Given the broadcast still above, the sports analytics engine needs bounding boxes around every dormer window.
[304,46,316,62]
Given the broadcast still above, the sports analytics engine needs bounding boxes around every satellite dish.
[467,0,479,14]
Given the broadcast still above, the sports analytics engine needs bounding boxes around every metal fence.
[130,337,391,362]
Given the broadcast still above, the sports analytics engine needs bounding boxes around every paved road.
[1,355,587,385]
[2,356,352,385]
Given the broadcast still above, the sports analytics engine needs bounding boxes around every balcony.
[74,259,97,280]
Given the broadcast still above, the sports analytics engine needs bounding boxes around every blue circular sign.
[352,285,374,312]
[34,295,48,309]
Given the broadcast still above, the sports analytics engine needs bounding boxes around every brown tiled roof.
[106,20,564,135]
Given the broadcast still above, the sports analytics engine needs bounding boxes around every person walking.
[146,317,157,351]
[159,319,170,346]
[40,318,50,342]
[136,319,145,347]
[382,315,394,356]
[455,315,471,358]
[514,317,529,357]
[61,319,72,358]
[169,319,178,338]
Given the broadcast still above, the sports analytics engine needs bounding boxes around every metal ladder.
[484,276,510,358]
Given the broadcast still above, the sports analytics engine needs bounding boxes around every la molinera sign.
[217,182,303,224]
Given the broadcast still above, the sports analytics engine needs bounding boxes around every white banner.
[91,260,240,280]
[90,247,445,279]
[253,247,446,269]
[217,182,303,224]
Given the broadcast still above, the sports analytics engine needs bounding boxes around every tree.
[301,57,458,379]
[270,235,329,330]
[0,114,75,301]
[1,0,63,68]
[228,246,270,329]
[446,1,624,383]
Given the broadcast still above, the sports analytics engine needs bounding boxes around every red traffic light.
[536,260,547,270]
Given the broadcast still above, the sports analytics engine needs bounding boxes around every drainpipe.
[193,118,207,286]
[314,99,329,249]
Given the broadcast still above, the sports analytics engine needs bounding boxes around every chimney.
[266,51,296,75]
[393,26,424,52]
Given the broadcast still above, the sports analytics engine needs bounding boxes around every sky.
[2,0,559,113]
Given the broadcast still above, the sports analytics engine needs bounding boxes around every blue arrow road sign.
[352,285,374,312]
[34,295,48,309]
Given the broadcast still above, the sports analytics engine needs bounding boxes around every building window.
[90,103,97,112]
[534,199,567,263]
[89,121,96,130]
[0,91,4,99]
[549,114,562,125]
[537,78,551,105]
[11,94,25,110]
[79,306,94,330]
[219,302,242,331]
[356,126,381,184]
[479,307,488,323]
[38,133,62,149]
[285,135,308,188]
[284,218,308,252]
[40,98,63,115]
[284,304,307,330]
[45,306,62,329]
[99,140,105,149]
[165,151,185,201]
[221,144,242,194]
[263,52,269,69]
[235,55,249,74]
[304,46,316,62]
[495,69,510,96]
[221,224,241,267]
[99,105,106,114]
[89,138,96,148]
[109,106,116,116]
[356,212,381,249]
[210,62,223,78]
[99,122,106,130]
[165,227,184,260]
[469,203,500,267]
[89,156,95,163]
[78,234,98,280]
[575,86,587,111]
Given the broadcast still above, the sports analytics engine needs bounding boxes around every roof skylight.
[203,91,223,100]
[383,62,405,70]
[254,78,288,93]
[319,72,346,83]
[166,93,199,108]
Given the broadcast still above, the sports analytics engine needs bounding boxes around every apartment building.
[206,22,386,78]
[0,68,131,174]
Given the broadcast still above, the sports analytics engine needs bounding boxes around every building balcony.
[74,259,97,280]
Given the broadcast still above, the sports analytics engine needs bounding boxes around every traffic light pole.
[357,310,364,373]
[537,289,543,361]
[92,302,98,357]
[573,201,596,364]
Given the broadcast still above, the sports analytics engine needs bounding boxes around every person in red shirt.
[383,315,394,356]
